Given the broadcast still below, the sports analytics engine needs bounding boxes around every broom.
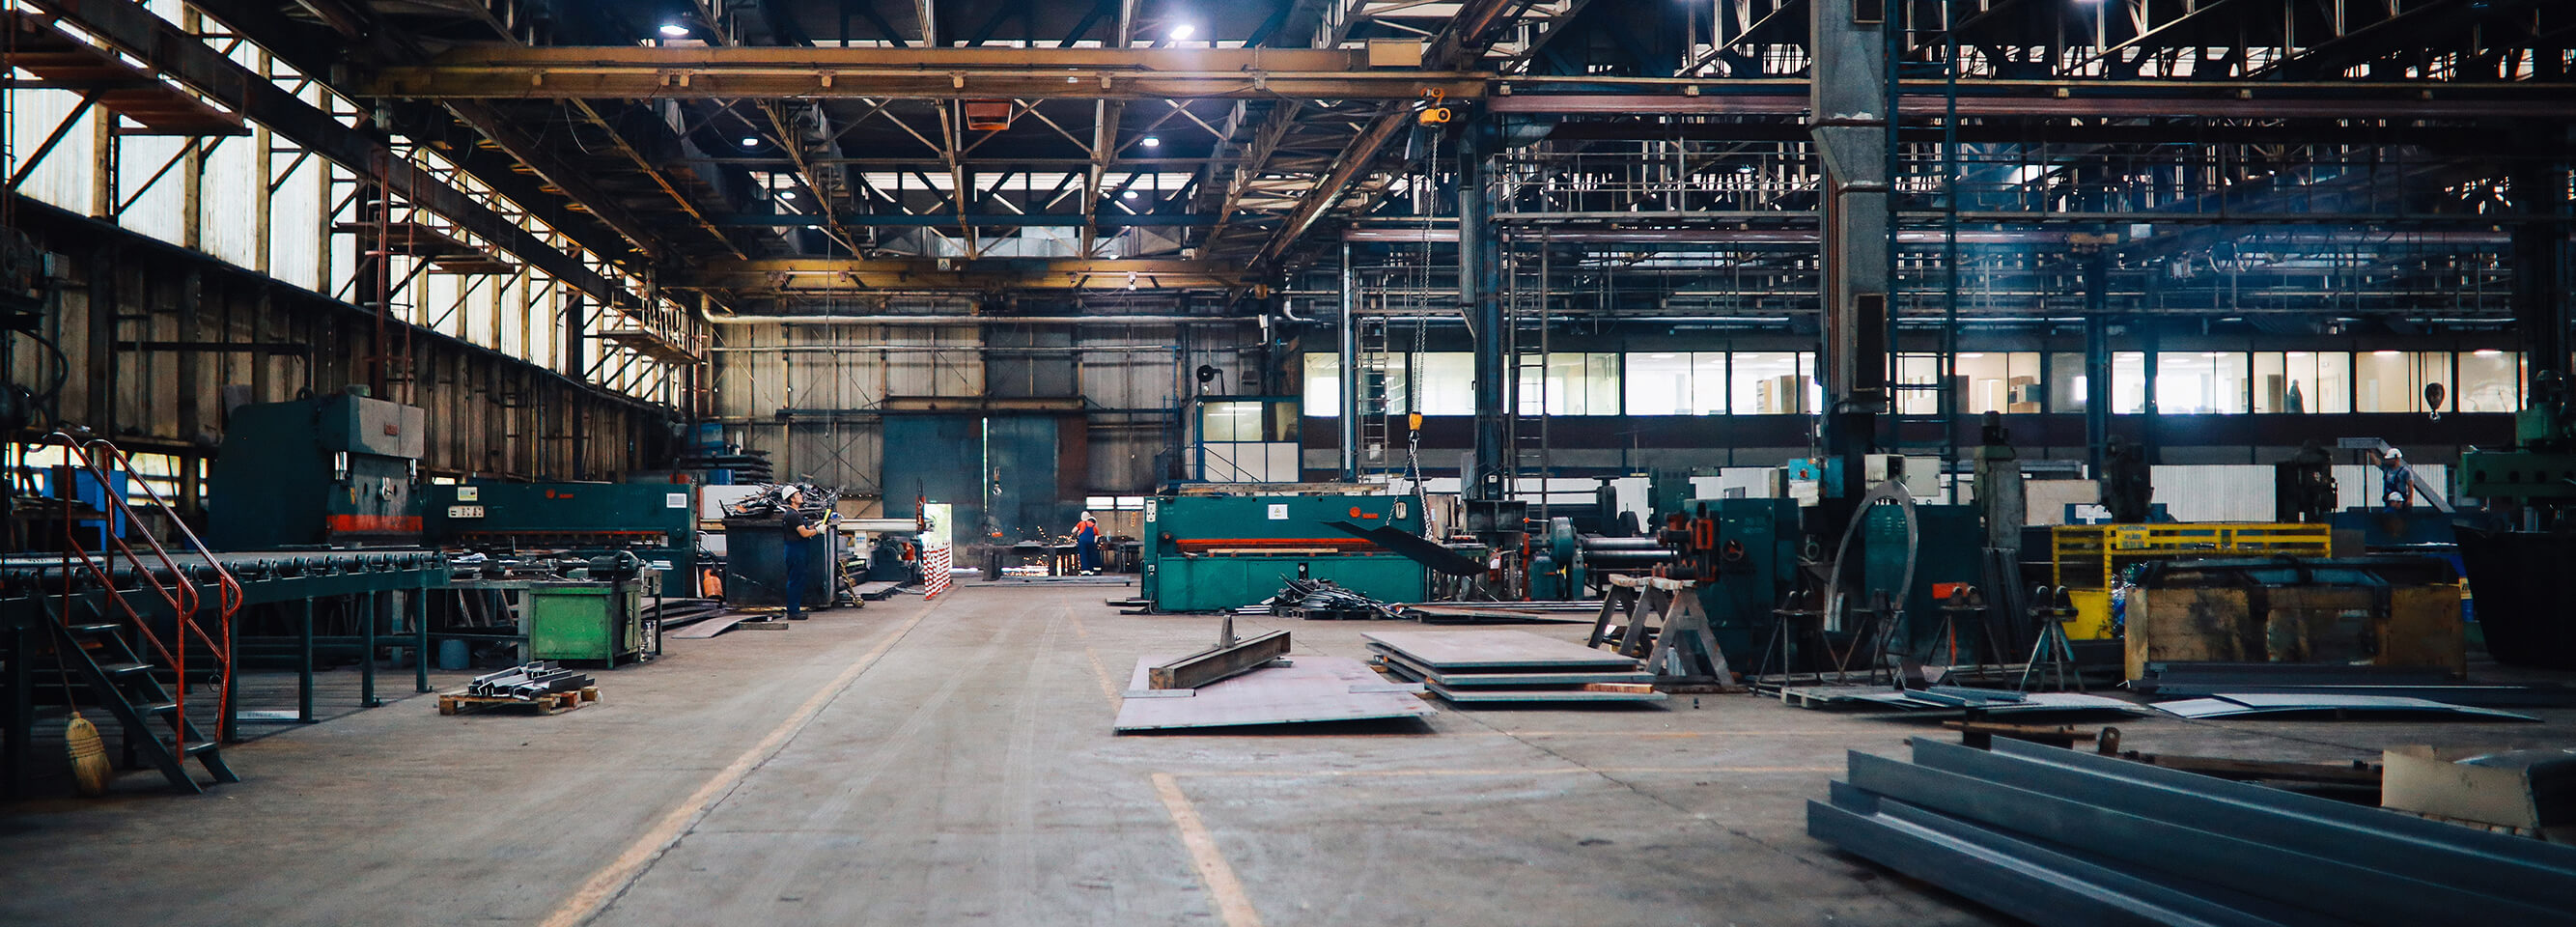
[55,647,110,797]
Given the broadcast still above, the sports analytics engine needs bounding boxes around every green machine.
[452,565,651,666]
[1670,496,1984,669]
[1141,492,1426,611]
[210,389,426,549]
[525,580,645,664]
[424,482,700,599]
[1684,498,1803,660]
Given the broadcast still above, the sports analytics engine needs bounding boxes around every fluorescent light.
[658,22,690,37]
[778,190,796,201]
[740,136,760,148]
[2373,351,2401,357]
[1170,23,1195,40]
[1141,135,1162,148]
[1959,352,1985,358]
[1121,189,1138,199]
[1648,353,1675,359]
[2474,349,2506,356]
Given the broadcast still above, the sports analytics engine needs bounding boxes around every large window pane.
[1302,352,1339,417]
[1730,351,1813,414]
[1692,352,1727,414]
[2003,351,2043,412]
[2155,351,2249,414]
[2357,351,2447,412]
[1893,353,1942,415]
[1953,351,2041,414]
[1625,351,1693,415]
[2267,351,2348,413]
[2049,351,2087,412]
[2110,351,2146,413]
[1520,352,1621,415]
[1516,353,1619,415]
[1417,352,1475,414]
[2458,350,2519,412]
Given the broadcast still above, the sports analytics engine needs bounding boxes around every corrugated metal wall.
[710,320,1264,507]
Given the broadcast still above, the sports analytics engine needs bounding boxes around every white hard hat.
[2385,447,2403,460]
[1080,511,1094,520]
[2387,492,2404,502]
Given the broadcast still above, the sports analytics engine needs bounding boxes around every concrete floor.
[4,584,2571,927]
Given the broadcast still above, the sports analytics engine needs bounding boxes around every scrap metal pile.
[1265,577,1404,621]
[1810,738,2576,926]
[465,661,594,700]
[721,482,839,519]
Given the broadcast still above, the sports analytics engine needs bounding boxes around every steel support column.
[1338,241,1360,481]
[2083,262,2111,475]
[1809,0,1891,507]
[1461,123,1506,502]
[2512,156,2571,386]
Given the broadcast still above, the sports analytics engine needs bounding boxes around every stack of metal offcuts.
[465,661,594,700]
[1810,738,2576,926]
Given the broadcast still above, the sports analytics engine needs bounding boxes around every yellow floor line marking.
[1152,772,1266,927]
[539,598,945,927]
[1068,610,1123,706]
[1083,646,1122,705]
[1177,766,1839,777]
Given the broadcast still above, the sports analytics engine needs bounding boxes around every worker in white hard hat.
[2378,447,2414,512]
[1072,511,1102,575]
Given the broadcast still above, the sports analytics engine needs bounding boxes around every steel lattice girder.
[27,0,628,304]
[364,45,1483,100]
[689,257,1242,291]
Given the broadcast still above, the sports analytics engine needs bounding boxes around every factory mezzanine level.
[1,0,2573,925]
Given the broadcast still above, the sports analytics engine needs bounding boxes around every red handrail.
[47,433,242,747]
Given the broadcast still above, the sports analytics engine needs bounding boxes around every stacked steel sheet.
[1810,738,2576,927]
[1365,630,1665,703]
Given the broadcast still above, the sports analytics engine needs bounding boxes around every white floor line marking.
[539,598,945,927]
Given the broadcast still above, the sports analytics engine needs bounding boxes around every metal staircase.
[39,433,243,794]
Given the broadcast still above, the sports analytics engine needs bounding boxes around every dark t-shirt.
[783,509,816,551]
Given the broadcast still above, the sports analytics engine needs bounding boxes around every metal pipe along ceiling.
[703,315,1253,325]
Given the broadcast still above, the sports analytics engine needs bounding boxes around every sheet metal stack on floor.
[1365,630,1666,704]
[1810,738,2576,927]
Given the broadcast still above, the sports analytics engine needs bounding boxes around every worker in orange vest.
[1073,511,1101,575]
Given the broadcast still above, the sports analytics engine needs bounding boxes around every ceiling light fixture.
[779,189,797,200]
[1170,23,1195,41]
[1121,189,1138,199]
[741,136,760,148]
[658,22,691,37]
[1141,135,1162,148]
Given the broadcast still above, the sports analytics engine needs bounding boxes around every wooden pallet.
[437,687,602,716]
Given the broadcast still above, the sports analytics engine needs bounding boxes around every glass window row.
[1301,351,2524,417]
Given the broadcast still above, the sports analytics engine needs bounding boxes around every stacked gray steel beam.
[1809,738,2576,927]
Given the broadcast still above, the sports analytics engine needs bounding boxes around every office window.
[1417,352,1475,414]
[2049,351,2087,412]
[2110,351,2147,413]
[2253,351,2349,413]
[1517,352,1620,415]
[1729,351,1816,414]
[1302,353,1339,417]
[2457,350,2519,412]
[2155,351,2249,414]
[1892,353,1942,415]
[1624,351,1696,415]
[1955,351,2042,413]
[2357,351,2447,412]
